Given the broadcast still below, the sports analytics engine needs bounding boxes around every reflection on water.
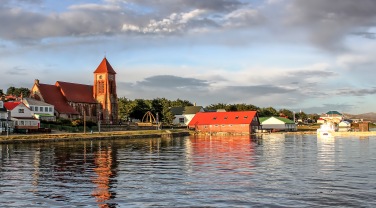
[0,135,375,207]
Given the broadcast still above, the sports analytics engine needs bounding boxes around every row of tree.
[118,97,320,124]
[0,87,31,99]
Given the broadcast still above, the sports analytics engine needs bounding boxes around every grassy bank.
[0,129,191,144]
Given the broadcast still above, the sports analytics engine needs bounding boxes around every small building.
[318,111,343,124]
[338,121,351,132]
[22,97,56,121]
[4,101,40,131]
[259,116,297,132]
[170,106,204,126]
[0,101,8,133]
[188,111,261,134]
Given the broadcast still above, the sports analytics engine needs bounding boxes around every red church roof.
[188,111,258,127]
[37,83,79,115]
[93,57,116,74]
[4,102,21,110]
[56,81,96,103]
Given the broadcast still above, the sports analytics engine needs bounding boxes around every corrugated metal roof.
[188,111,257,126]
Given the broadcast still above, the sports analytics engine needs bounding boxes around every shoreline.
[0,129,191,144]
[1,130,376,144]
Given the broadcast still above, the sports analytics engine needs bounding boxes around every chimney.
[35,79,40,86]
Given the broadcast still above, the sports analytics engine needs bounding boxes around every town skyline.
[1,0,376,114]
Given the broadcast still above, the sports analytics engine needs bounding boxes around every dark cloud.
[286,0,376,50]
[337,87,376,96]
[226,85,296,96]
[136,75,209,89]
[6,66,28,75]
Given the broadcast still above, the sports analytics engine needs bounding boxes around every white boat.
[317,121,338,137]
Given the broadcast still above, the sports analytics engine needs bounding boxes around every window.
[235,116,239,119]
[179,118,184,123]
[30,106,34,111]
[45,107,48,112]
[244,116,248,119]
[49,107,52,112]
[40,107,43,112]
[213,117,217,120]
[224,116,228,119]
[19,109,24,113]
[98,81,105,93]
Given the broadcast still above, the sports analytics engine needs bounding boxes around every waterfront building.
[4,101,40,131]
[0,101,7,133]
[30,58,118,124]
[259,116,297,132]
[170,106,204,126]
[188,111,261,134]
[22,97,56,121]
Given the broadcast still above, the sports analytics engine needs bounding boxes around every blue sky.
[1,0,376,114]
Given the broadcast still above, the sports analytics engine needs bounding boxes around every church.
[30,58,118,124]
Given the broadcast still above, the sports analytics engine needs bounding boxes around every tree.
[259,107,279,117]
[6,86,30,97]
[279,109,294,120]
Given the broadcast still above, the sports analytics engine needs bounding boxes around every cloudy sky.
[1,0,376,114]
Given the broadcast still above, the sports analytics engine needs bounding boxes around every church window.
[98,81,105,93]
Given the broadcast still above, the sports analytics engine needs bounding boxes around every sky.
[1,0,376,114]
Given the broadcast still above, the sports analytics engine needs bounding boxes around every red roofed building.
[188,111,261,134]
[30,57,118,123]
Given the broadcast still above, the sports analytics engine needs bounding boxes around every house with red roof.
[4,101,40,131]
[30,58,118,124]
[188,111,261,134]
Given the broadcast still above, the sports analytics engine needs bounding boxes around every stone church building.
[30,58,118,124]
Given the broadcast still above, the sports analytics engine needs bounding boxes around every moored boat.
[317,121,338,137]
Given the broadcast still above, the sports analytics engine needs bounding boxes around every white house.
[170,106,205,126]
[4,101,40,131]
[260,116,297,132]
[0,101,8,133]
[23,97,56,121]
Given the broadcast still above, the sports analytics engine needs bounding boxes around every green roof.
[326,111,342,115]
[259,116,295,124]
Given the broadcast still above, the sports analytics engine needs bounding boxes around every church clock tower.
[93,57,118,124]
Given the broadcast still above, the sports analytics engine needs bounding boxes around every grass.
[0,129,190,142]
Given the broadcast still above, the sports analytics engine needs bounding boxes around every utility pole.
[84,110,86,134]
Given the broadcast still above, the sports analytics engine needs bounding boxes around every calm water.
[0,134,375,207]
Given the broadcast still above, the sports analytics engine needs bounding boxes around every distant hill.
[344,112,376,123]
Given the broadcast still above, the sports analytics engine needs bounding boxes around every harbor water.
[0,134,375,207]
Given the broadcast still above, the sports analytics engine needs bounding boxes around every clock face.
[98,75,102,79]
